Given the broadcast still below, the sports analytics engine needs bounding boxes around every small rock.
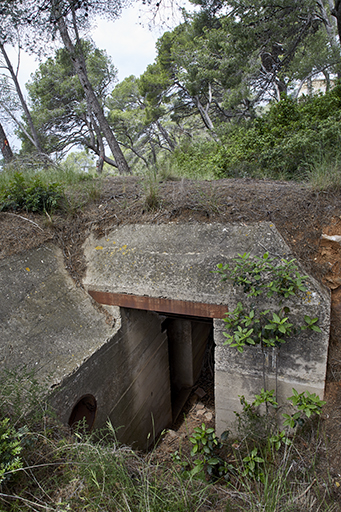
[195,387,206,398]
[196,403,205,410]
[204,412,213,421]
[196,409,205,416]
[168,429,177,438]
[322,234,341,243]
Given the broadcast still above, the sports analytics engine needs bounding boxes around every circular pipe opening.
[68,394,97,433]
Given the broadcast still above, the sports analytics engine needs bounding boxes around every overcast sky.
[4,3,185,150]
[8,5,172,85]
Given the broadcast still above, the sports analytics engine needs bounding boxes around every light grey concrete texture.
[83,222,294,304]
[0,244,118,386]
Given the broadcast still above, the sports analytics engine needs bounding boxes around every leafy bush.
[0,418,24,485]
[169,139,227,180]
[215,252,320,353]
[0,160,103,215]
[164,83,341,181]
[213,82,341,180]
[0,172,63,213]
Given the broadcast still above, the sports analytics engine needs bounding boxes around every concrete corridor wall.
[51,308,172,448]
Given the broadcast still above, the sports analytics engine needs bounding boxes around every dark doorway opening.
[69,394,97,433]
[161,315,214,423]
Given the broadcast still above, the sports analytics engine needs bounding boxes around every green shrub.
[0,172,63,213]
[213,82,341,180]
[0,418,25,485]
[169,139,227,180]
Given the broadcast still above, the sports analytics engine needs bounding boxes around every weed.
[283,389,326,428]
[142,170,161,211]
[0,418,25,485]
[195,183,221,214]
[188,423,231,480]
[241,447,265,482]
[216,251,308,299]
[215,252,321,355]
[306,156,341,191]
[0,366,49,427]
[63,178,103,214]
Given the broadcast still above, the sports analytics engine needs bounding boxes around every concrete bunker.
[83,222,330,443]
[62,308,213,438]
[0,221,331,449]
[86,291,225,428]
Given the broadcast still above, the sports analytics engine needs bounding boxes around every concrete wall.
[0,245,172,449]
[51,308,172,449]
[214,277,331,435]
[0,244,119,386]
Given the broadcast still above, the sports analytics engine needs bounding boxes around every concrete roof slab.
[83,222,293,305]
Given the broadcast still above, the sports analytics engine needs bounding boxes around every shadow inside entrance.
[161,315,214,423]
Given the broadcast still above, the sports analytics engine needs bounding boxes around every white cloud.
[92,7,159,81]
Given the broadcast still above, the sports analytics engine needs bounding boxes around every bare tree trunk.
[331,0,341,45]
[91,114,105,174]
[317,0,341,76]
[0,122,13,162]
[194,95,215,131]
[156,121,176,151]
[0,44,44,153]
[55,10,131,175]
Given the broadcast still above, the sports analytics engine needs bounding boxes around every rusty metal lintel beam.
[88,290,228,319]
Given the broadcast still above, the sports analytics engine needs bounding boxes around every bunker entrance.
[161,315,214,423]
[86,291,222,443]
